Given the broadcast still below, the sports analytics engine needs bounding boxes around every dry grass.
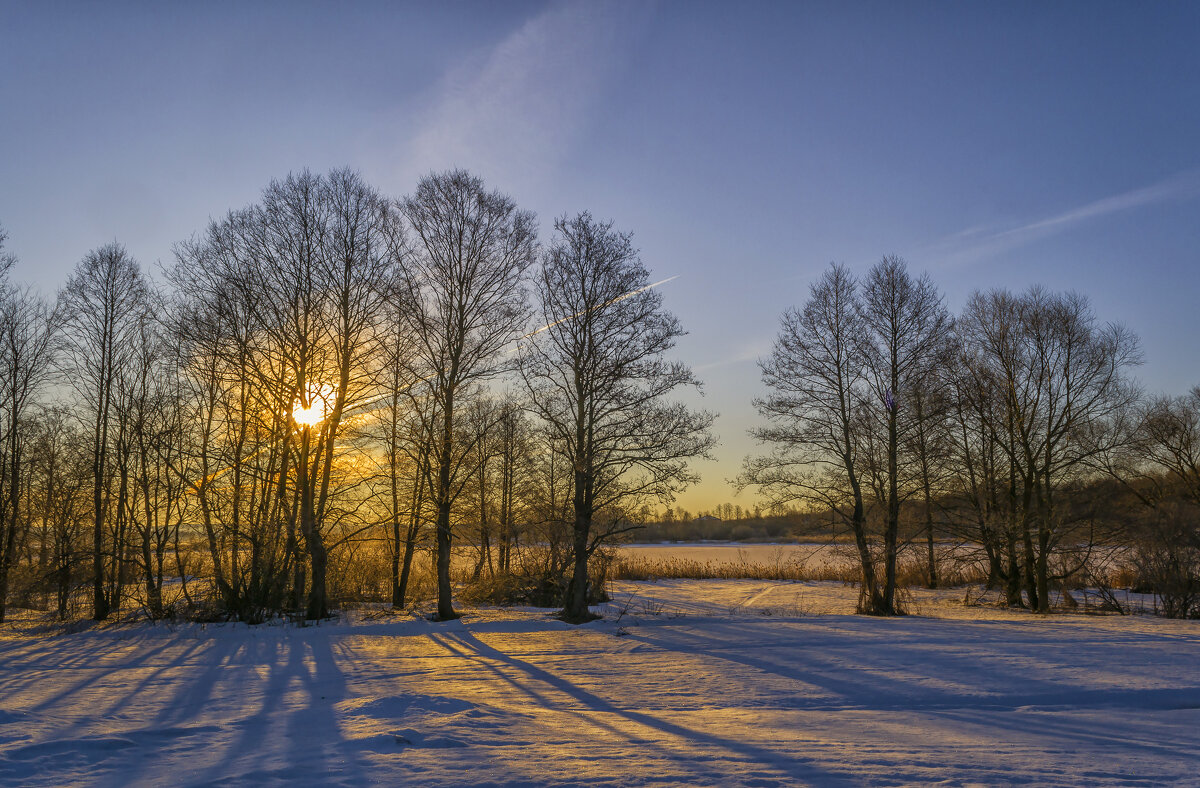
[610,549,992,588]
[611,556,820,582]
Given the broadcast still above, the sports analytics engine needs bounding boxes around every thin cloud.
[405,1,653,190]
[925,168,1200,267]
[694,340,773,374]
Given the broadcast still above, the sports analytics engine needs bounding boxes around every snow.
[1,581,1198,786]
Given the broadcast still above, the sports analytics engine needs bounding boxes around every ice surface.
[0,580,1197,786]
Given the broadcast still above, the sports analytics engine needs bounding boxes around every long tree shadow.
[291,633,366,785]
[624,618,1200,715]
[0,629,254,787]
[0,624,370,787]
[182,628,367,787]
[932,704,1200,768]
[4,633,190,714]
[428,631,691,783]
[436,628,858,786]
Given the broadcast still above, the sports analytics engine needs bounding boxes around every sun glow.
[292,384,335,427]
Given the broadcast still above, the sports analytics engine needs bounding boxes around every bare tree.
[954,290,1034,605]
[399,170,536,621]
[960,287,1139,611]
[369,283,431,609]
[29,407,91,617]
[1139,388,1200,507]
[855,256,951,613]
[0,225,14,277]
[520,213,713,623]
[57,243,149,620]
[1096,387,1200,617]
[906,367,955,588]
[741,264,889,612]
[492,397,532,573]
[295,169,401,619]
[946,341,1024,605]
[0,251,57,621]
[465,396,500,580]
[168,236,286,619]
[115,306,179,618]
[172,169,401,620]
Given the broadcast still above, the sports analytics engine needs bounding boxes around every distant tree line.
[636,505,800,543]
[741,258,1200,618]
[0,169,713,625]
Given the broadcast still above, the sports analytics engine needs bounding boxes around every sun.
[292,402,325,427]
[292,383,334,427]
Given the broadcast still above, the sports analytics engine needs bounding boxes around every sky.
[2,1,1199,513]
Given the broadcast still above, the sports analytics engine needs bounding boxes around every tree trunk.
[473,469,490,581]
[1004,531,1023,607]
[396,522,419,609]
[435,501,455,620]
[0,426,16,623]
[1035,520,1051,614]
[499,451,513,572]
[1021,516,1039,610]
[56,553,69,619]
[925,520,938,589]
[306,533,328,620]
[564,498,591,621]
[881,371,901,615]
[142,529,161,617]
[0,529,13,624]
[292,560,306,614]
[92,369,112,621]
[921,464,938,589]
[396,453,425,609]
[473,530,490,580]
[389,429,403,608]
[434,397,458,620]
[391,513,402,607]
[300,482,327,619]
[848,470,883,614]
[92,459,108,620]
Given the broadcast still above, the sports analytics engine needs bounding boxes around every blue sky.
[2,1,1198,511]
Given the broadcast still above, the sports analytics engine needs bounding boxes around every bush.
[461,550,610,609]
[460,570,566,607]
[328,542,392,606]
[1133,513,1200,619]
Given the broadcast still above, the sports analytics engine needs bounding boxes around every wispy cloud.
[923,168,1200,267]
[694,340,772,374]
[404,1,653,191]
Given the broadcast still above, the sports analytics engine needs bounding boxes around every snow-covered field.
[1,580,1198,787]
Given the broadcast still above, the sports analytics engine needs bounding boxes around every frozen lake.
[617,542,844,564]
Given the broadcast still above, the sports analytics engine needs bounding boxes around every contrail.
[520,275,679,341]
